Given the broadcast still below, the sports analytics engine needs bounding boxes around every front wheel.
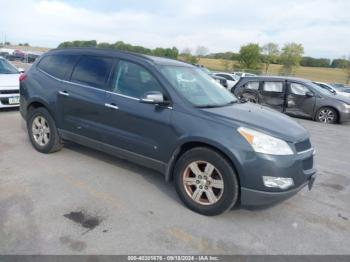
[315,107,338,124]
[174,148,239,216]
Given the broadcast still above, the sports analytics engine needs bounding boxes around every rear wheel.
[27,107,63,153]
[316,107,338,124]
[174,147,239,216]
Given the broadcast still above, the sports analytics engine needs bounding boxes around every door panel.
[58,55,114,141]
[259,81,285,112]
[103,59,176,162]
[285,82,316,118]
[59,83,107,141]
[103,93,173,162]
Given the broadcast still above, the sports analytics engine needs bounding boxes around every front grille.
[0,98,10,105]
[0,90,19,94]
[302,157,313,170]
[295,139,312,152]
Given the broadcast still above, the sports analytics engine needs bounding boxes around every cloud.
[0,0,349,58]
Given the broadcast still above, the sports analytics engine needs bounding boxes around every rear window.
[38,55,78,79]
[70,56,113,89]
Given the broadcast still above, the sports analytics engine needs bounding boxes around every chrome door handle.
[58,91,69,96]
[105,103,119,110]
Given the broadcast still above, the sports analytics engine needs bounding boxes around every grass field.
[198,58,348,84]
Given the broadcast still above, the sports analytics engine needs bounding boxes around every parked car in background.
[6,50,26,62]
[331,83,350,89]
[0,57,21,108]
[20,48,316,215]
[233,72,257,78]
[233,76,350,124]
[194,64,228,88]
[212,72,239,90]
[313,81,350,98]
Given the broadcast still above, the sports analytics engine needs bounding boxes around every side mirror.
[140,91,167,105]
[305,92,314,97]
[18,68,25,73]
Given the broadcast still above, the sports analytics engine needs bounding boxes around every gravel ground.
[0,109,349,255]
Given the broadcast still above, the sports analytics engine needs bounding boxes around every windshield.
[159,65,237,107]
[0,59,19,74]
[309,82,336,95]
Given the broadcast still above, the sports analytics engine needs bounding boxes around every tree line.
[57,40,179,59]
[55,40,349,83]
[208,43,349,70]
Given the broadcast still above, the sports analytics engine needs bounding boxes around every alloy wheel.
[318,108,335,123]
[182,161,224,205]
[32,116,51,146]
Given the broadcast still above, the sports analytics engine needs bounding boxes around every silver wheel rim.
[32,116,50,146]
[182,161,224,206]
[318,109,335,123]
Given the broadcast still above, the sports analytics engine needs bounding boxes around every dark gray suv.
[20,48,316,215]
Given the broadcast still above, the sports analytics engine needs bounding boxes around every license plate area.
[8,96,20,104]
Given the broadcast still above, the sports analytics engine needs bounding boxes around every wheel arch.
[26,98,57,122]
[165,140,242,187]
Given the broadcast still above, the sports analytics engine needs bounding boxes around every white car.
[0,57,21,108]
[212,72,239,90]
[232,71,257,78]
[313,81,350,99]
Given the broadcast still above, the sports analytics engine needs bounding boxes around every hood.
[334,93,350,103]
[201,103,308,142]
[323,92,350,104]
[0,73,20,88]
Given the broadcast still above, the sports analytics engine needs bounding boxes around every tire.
[26,107,63,153]
[174,147,239,216]
[315,107,338,124]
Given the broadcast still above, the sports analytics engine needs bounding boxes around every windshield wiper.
[196,104,220,108]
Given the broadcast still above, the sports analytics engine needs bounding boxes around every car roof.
[239,75,312,83]
[46,47,191,67]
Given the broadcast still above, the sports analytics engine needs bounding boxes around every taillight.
[19,73,26,82]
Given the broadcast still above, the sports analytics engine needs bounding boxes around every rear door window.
[70,56,113,89]
[38,55,79,80]
[263,82,284,92]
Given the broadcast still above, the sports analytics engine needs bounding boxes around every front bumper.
[0,88,20,108]
[232,141,317,207]
[241,174,316,207]
[339,107,350,123]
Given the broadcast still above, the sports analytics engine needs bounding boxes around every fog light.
[263,176,294,190]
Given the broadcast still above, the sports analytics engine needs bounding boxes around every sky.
[1,0,349,59]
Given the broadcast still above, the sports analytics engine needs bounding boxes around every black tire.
[174,147,239,216]
[315,107,338,124]
[26,107,63,153]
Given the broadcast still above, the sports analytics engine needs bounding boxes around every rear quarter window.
[70,56,113,89]
[38,55,79,79]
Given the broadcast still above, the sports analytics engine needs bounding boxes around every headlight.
[237,127,294,155]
